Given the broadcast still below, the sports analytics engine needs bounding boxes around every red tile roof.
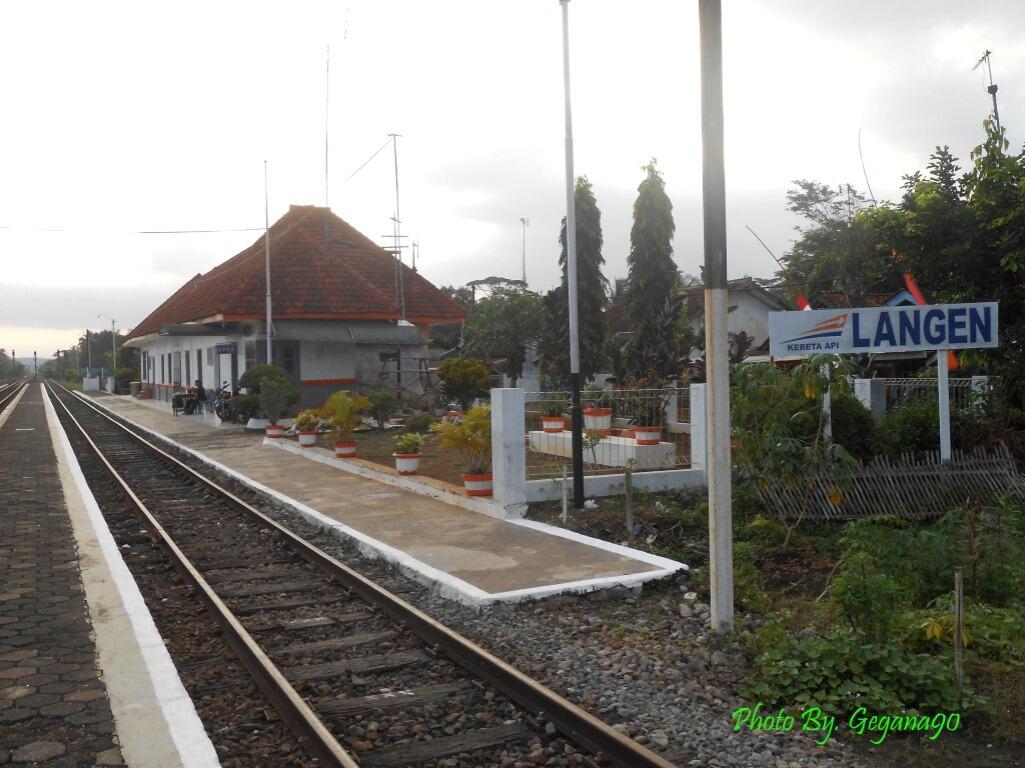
[126,206,466,341]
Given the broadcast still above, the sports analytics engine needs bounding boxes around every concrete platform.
[83,392,685,606]
[0,385,217,767]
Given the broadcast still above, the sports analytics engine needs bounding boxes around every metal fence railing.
[882,377,978,411]
[523,387,691,480]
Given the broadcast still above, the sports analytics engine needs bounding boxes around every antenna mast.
[974,50,1001,133]
[520,217,529,285]
[389,133,406,319]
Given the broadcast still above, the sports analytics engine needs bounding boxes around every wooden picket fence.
[756,444,1025,521]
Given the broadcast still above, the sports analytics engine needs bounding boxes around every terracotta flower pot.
[297,430,318,447]
[461,472,493,497]
[634,426,662,445]
[541,415,565,433]
[265,423,285,439]
[582,407,612,434]
[334,440,357,458]
[393,452,421,475]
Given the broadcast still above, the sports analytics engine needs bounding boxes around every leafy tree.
[464,289,542,386]
[777,181,900,305]
[554,176,609,382]
[0,349,28,379]
[624,161,680,378]
[437,358,489,410]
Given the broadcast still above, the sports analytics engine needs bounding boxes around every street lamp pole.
[559,0,584,508]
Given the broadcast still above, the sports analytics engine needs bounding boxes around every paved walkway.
[85,393,678,602]
[0,386,124,766]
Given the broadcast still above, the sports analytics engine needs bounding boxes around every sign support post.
[937,350,951,461]
[699,0,734,634]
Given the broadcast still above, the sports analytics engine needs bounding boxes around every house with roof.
[682,276,788,360]
[124,205,466,409]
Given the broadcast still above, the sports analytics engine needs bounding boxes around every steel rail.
[45,382,359,768]
[52,381,680,768]
[0,380,27,413]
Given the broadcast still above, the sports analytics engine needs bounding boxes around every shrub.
[831,551,906,641]
[367,389,400,430]
[403,413,435,434]
[239,364,289,395]
[293,409,320,431]
[747,625,962,713]
[231,394,260,421]
[431,406,491,473]
[830,392,876,462]
[877,400,940,455]
[259,377,299,423]
[438,358,489,410]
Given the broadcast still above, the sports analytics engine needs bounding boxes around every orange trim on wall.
[300,378,358,386]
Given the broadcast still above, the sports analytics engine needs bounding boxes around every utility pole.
[699,0,734,633]
[389,133,406,320]
[559,0,584,508]
[33,351,37,381]
[520,217,529,286]
[87,331,92,373]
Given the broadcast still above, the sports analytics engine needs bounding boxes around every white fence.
[492,386,708,517]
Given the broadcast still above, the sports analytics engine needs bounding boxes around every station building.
[124,205,466,408]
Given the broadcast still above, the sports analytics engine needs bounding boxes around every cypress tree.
[625,161,680,379]
[557,176,609,382]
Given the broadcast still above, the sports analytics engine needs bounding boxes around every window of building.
[185,352,191,386]
[160,354,165,383]
[206,347,213,366]
[196,350,203,386]
[172,352,182,386]
[275,341,299,380]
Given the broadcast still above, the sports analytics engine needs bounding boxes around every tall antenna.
[324,44,331,243]
[858,128,877,205]
[412,241,418,272]
[264,160,273,364]
[973,50,1001,133]
[389,133,406,319]
[519,217,529,285]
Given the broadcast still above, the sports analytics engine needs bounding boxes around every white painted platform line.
[44,387,221,768]
[75,391,686,607]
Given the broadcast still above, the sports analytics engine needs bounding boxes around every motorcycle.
[213,381,237,422]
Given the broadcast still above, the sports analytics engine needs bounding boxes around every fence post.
[689,382,708,479]
[854,378,886,420]
[490,388,527,517]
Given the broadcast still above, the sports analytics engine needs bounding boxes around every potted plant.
[321,390,370,457]
[293,408,321,447]
[627,381,667,445]
[431,406,492,496]
[582,385,613,434]
[239,364,292,431]
[540,397,568,433]
[259,375,299,438]
[393,431,425,475]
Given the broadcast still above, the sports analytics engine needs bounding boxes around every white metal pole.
[821,363,832,443]
[938,350,951,460]
[264,160,273,365]
[111,319,117,392]
[699,0,734,633]
[560,0,584,507]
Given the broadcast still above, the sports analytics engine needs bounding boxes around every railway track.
[0,379,27,412]
[46,381,679,768]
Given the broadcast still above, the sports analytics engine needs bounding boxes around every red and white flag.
[796,293,811,311]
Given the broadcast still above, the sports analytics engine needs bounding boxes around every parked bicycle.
[213,381,239,423]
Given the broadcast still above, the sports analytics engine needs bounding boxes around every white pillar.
[689,382,708,476]
[491,388,527,518]
[854,378,886,421]
[938,352,952,461]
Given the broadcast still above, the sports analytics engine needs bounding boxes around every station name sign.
[769,302,999,357]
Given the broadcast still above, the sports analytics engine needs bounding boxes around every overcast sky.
[2,0,1023,356]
